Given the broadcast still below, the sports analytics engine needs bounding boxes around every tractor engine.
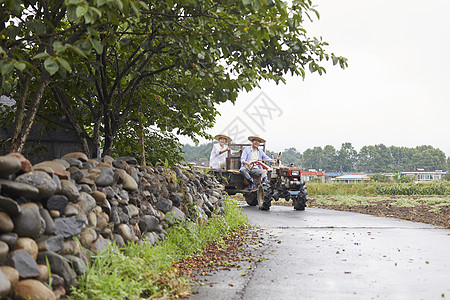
[271,166,306,201]
[280,167,303,189]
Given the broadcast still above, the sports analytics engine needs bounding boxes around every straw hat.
[214,134,232,142]
[248,134,266,143]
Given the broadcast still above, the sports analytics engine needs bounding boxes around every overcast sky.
[180,0,450,157]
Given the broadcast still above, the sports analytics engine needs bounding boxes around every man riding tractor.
[240,135,277,189]
[209,134,307,211]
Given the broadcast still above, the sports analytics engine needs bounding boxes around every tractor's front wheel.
[293,183,308,211]
[257,182,273,211]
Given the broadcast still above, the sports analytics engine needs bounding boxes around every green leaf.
[332,55,338,66]
[90,38,103,54]
[87,27,99,37]
[67,45,88,58]
[76,6,88,18]
[89,7,102,17]
[44,57,59,75]
[139,1,149,10]
[32,52,50,60]
[14,62,26,71]
[26,20,46,35]
[67,6,79,22]
[310,8,320,20]
[115,0,124,10]
[4,25,20,39]
[130,1,140,17]
[53,41,66,53]
[0,61,14,75]
[84,11,93,24]
[55,57,72,72]
[95,0,107,5]
[2,80,12,94]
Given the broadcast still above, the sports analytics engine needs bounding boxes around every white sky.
[180,0,450,157]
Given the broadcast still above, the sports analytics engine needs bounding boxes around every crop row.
[375,183,448,196]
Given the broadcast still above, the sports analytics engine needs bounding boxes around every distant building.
[400,170,447,182]
[301,170,327,182]
[324,172,352,183]
[332,174,370,183]
[366,173,396,180]
[183,160,209,168]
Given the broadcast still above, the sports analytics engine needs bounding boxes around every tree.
[322,145,337,171]
[113,126,183,166]
[411,147,447,171]
[370,173,390,183]
[337,142,357,172]
[389,146,415,171]
[279,147,302,166]
[357,144,393,173]
[302,146,324,170]
[182,143,214,162]
[0,0,144,153]
[1,0,348,160]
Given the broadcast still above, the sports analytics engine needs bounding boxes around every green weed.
[391,197,421,207]
[70,196,248,299]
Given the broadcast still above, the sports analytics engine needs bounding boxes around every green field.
[305,181,450,196]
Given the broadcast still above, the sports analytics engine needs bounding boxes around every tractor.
[210,142,308,211]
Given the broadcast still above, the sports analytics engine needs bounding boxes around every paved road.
[190,205,450,300]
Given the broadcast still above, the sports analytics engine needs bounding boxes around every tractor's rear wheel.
[293,183,308,211]
[257,182,272,211]
[244,192,258,206]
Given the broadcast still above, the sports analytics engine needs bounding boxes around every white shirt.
[209,143,228,169]
[249,149,259,163]
[245,149,259,170]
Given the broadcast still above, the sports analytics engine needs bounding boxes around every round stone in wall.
[0,156,21,177]
[12,203,41,239]
[16,171,57,200]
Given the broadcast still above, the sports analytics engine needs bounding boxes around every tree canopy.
[301,143,448,172]
[0,0,347,162]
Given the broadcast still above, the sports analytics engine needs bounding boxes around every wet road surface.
[190,205,450,300]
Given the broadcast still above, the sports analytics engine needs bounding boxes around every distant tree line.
[183,142,449,172]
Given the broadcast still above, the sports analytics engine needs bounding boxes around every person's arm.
[218,146,230,155]
[260,150,273,163]
[240,147,252,168]
[231,148,242,155]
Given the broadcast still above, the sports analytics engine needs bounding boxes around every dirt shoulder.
[306,195,450,229]
[234,194,450,229]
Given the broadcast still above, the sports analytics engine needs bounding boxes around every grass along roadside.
[70,197,248,299]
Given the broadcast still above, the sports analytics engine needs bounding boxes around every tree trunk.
[139,116,146,166]
[51,85,91,156]
[11,75,30,145]
[102,109,113,157]
[92,116,101,158]
[10,71,50,153]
